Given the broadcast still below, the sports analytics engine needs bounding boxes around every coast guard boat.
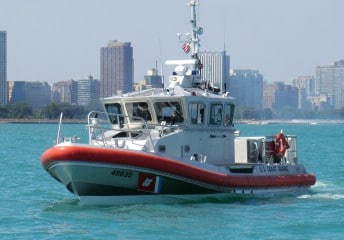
[41,0,316,205]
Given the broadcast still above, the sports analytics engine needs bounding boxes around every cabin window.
[209,103,223,126]
[158,145,166,153]
[223,103,234,126]
[154,101,184,124]
[125,102,152,122]
[104,103,123,125]
[189,102,205,125]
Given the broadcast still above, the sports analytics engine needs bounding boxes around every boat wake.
[43,198,81,212]
[298,193,344,200]
[297,180,344,201]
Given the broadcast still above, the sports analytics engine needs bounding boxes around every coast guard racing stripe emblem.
[137,173,161,193]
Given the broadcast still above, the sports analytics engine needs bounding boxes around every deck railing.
[86,111,155,152]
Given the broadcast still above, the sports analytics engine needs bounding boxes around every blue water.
[1,123,344,239]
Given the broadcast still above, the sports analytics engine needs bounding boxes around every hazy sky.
[1,0,344,84]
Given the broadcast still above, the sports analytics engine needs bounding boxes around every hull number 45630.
[111,170,133,178]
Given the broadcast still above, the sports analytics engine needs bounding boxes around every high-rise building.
[198,51,230,93]
[263,82,298,111]
[0,31,7,105]
[292,76,314,110]
[51,79,78,104]
[144,68,163,88]
[292,76,315,96]
[8,81,51,109]
[230,69,263,110]
[77,75,100,106]
[25,82,51,109]
[263,82,277,110]
[100,40,133,98]
[316,60,344,109]
[8,81,26,104]
[274,83,298,110]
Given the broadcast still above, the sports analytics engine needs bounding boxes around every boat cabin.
[90,60,295,167]
[102,90,235,131]
[97,59,237,164]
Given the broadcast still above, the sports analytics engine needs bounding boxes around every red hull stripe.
[41,145,316,188]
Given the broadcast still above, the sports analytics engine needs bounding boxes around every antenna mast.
[189,1,200,56]
[187,0,203,71]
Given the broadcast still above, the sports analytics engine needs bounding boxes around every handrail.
[87,111,155,152]
[55,112,64,145]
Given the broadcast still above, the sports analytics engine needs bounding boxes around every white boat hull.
[42,144,316,205]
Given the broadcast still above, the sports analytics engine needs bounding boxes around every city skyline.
[1,0,344,85]
[0,31,6,104]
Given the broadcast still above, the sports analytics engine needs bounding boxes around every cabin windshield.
[224,103,235,126]
[104,103,122,124]
[154,101,184,124]
[208,102,235,126]
[209,103,223,126]
[189,102,205,125]
[125,102,152,122]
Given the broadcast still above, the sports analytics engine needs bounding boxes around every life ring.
[275,132,290,158]
[267,140,275,157]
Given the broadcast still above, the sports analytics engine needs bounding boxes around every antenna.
[160,63,164,88]
[187,0,202,57]
[158,36,164,88]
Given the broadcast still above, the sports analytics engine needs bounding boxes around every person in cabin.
[171,110,184,124]
[224,114,232,126]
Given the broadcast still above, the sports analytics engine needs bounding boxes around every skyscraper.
[8,81,26,104]
[8,81,51,108]
[0,31,7,105]
[24,82,51,109]
[144,68,163,88]
[263,81,298,111]
[198,51,230,93]
[51,79,78,104]
[292,76,315,96]
[316,60,344,109]
[77,75,100,106]
[100,40,133,98]
[292,76,314,110]
[230,69,263,110]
